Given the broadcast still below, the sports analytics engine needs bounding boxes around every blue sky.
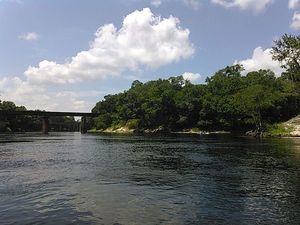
[0,0,299,111]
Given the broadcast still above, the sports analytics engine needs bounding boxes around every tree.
[200,65,245,130]
[94,114,112,130]
[272,34,300,82]
[91,63,299,134]
[233,70,282,137]
[272,34,300,114]
[234,85,278,136]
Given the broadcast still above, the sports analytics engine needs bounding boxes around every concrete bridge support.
[42,116,49,134]
[81,116,87,134]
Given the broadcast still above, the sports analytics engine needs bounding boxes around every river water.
[0,133,299,225]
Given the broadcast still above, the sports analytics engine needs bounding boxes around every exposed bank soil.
[171,130,230,135]
[101,127,135,134]
[89,117,300,137]
[283,116,300,137]
[89,127,230,135]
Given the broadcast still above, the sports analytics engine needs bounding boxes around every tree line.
[92,34,299,136]
[0,101,79,132]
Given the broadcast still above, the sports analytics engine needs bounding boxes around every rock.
[283,115,300,137]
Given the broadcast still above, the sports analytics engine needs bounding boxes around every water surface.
[0,133,299,224]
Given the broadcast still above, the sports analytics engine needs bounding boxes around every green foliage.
[266,124,293,136]
[191,127,201,132]
[92,35,299,135]
[0,100,79,132]
[200,65,244,129]
[94,114,112,130]
[93,76,182,130]
[272,34,300,82]
[125,119,140,129]
[49,116,79,131]
[92,67,298,134]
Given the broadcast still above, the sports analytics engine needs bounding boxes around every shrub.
[126,119,140,129]
[266,123,293,136]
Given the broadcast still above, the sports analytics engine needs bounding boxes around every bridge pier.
[81,116,87,134]
[42,116,49,134]
[0,110,100,134]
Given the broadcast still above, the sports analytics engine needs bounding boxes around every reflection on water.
[0,133,299,224]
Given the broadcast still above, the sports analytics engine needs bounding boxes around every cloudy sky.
[0,0,299,111]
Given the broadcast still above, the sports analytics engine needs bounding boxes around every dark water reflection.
[0,133,299,224]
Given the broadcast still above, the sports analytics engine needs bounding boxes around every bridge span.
[0,110,100,134]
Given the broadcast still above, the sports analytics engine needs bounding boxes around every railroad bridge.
[0,110,100,134]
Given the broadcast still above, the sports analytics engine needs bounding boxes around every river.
[0,133,299,224]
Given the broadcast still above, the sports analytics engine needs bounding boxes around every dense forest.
[0,101,79,132]
[92,34,300,136]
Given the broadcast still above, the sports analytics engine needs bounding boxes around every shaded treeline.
[0,101,79,132]
[92,34,299,135]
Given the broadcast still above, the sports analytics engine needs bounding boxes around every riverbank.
[88,116,300,137]
[88,126,231,135]
[265,116,300,137]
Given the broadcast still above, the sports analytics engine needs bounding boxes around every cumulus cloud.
[151,0,162,7]
[182,72,201,82]
[289,0,300,10]
[19,32,39,41]
[0,76,99,111]
[1,8,194,111]
[291,12,300,29]
[235,47,284,76]
[25,8,194,85]
[211,0,273,12]
[0,77,52,110]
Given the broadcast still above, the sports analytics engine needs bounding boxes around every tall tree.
[272,34,300,82]
[233,70,282,136]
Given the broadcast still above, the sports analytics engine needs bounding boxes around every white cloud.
[25,8,194,85]
[1,8,194,111]
[211,0,273,12]
[55,90,104,98]
[183,0,200,10]
[0,77,52,110]
[151,0,162,7]
[19,32,39,41]
[0,77,98,111]
[235,47,284,76]
[291,12,300,29]
[289,0,300,9]
[182,72,201,82]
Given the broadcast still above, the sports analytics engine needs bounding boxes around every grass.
[191,127,201,132]
[266,123,293,137]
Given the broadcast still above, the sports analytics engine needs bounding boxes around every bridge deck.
[0,110,100,117]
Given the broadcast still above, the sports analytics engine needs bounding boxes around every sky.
[0,0,299,112]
